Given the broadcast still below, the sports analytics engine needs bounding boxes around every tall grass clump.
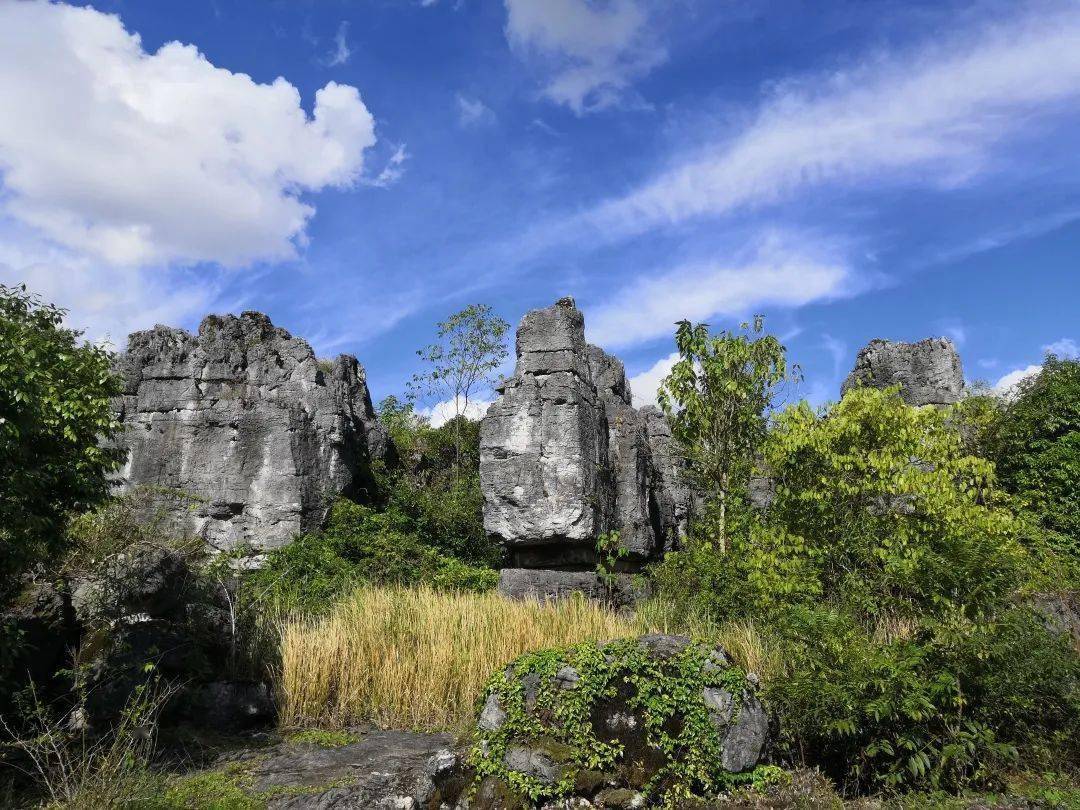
[278,585,646,732]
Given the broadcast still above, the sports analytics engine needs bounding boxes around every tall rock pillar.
[480,298,690,603]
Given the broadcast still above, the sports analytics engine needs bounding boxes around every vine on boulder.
[470,633,775,807]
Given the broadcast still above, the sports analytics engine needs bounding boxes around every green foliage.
[407,303,509,469]
[757,387,1023,621]
[658,316,797,548]
[988,356,1080,561]
[376,396,498,565]
[653,380,1079,793]
[244,499,496,616]
[471,638,770,806]
[0,284,124,601]
[595,530,627,588]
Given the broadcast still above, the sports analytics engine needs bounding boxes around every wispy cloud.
[1043,337,1079,358]
[366,144,410,188]
[586,232,857,350]
[324,20,352,67]
[503,0,665,114]
[820,333,847,378]
[457,94,496,127]
[583,4,1080,238]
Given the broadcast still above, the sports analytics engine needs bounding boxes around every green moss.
[285,728,360,748]
[155,767,263,809]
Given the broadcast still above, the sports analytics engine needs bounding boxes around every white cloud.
[628,352,677,407]
[994,364,1041,396]
[0,224,217,346]
[504,0,665,113]
[586,233,853,350]
[942,324,967,347]
[1043,337,1079,359]
[820,333,847,378]
[418,395,494,428]
[325,21,352,67]
[0,1,377,268]
[457,94,496,127]
[586,5,1080,236]
[366,144,409,188]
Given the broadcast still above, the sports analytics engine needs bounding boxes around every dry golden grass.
[277,585,648,732]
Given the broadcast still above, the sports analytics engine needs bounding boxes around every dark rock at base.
[180,680,276,730]
[1,580,77,688]
[71,544,193,625]
[255,730,463,809]
[497,568,650,608]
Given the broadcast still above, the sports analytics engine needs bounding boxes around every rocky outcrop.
[842,337,964,406]
[471,634,769,806]
[113,312,390,553]
[479,298,690,600]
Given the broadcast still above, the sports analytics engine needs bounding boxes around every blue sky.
[0,0,1078,418]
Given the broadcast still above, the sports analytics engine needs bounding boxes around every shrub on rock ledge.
[470,633,773,807]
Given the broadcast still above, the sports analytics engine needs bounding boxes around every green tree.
[989,355,1080,559]
[0,284,123,601]
[407,304,509,471]
[759,386,1023,620]
[657,317,795,550]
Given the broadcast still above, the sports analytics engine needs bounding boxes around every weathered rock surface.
[237,730,466,809]
[114,311,390,552]
[480,298,690,599]
[842,337,964,406]
[472,634,770,806]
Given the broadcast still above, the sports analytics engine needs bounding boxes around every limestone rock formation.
[114,311,390,552]
[842,337,964,406]
[480,298,690,600]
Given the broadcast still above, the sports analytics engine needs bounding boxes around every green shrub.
[989,356,1080,563]
[243,499,496,616]
[0,284,124,604]
[376,396,500,566]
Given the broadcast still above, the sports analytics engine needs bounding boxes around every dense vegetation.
[652,322,1080,795]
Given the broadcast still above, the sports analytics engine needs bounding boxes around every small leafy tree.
[408,304,509,470]
[0,284,123,602]
[657,317,796,550]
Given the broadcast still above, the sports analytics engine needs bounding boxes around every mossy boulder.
[470,633,769,806]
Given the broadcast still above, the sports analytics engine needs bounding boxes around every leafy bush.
[989,356,1080,562]
[376,396,500,566]
[244,499,497,616]
[0,284,124,603]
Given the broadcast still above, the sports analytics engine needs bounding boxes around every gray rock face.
[209,730,467,809]
[480,298,690,599]
[114,311,390,552]
[842,337,964,406]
